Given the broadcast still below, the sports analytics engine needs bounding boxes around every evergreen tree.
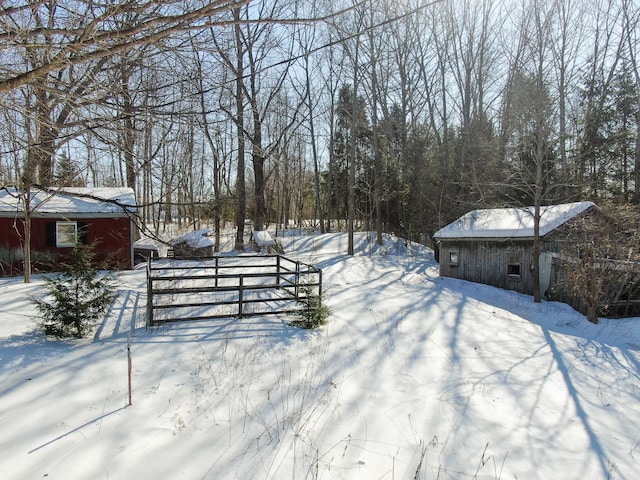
[501,71,559,205]
[575,59,639,201]
[290,284,331,329]
[611,63,639,202]
[577,63,617,198]
[331,84,372,222]
[54,153,85,187]
[34,243,116,338]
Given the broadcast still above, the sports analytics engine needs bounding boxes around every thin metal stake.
[127,333,132,406]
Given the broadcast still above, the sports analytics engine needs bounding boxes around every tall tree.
[225,4,248,250]
[500,0,558,303]
[550,0,584,187]
[331,84,371,232]
[190,35,229,251]
[294,15,326,233]
[621,0,640,202]
[365,3,385,245]
[575,0,626,198]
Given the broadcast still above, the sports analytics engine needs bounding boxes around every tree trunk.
[122,76,137,190]
[635,112,640,203]
[23,188,32,284]
[368,24,383,246]
[251,103,266,231]
[305,55,325,233]
[234,9,246,250]
[252,151,266,231]
[348,41,360,256]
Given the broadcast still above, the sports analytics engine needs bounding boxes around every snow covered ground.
[1,232,639,479]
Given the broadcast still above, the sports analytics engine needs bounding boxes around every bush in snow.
[290,284,330,329]
[33,243,116,338]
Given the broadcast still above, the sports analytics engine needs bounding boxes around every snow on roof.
[170,229,214,249]
[134,239,159,251]
[0,187,137,216]
[433,201,596,240]
[252,230,276,247]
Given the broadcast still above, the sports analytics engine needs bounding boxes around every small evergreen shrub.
[290,285,330,329]
[33,243,116,338]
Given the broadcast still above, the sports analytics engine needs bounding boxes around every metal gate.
[146,255,322,326]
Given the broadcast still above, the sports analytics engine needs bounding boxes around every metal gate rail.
[146,255,322,326]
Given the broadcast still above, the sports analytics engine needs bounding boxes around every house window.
[449,251,459,267]
[507,252,521,278]
[56,221,78,247]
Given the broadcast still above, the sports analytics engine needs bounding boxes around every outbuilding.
[432,202,596,297]
[0,187,137,275]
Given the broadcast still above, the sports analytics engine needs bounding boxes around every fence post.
[215,256,219,288]
[146,259,153,327]
[295,261,300,300]
[276,255,281,288]
[238,274,244,319]
[318,269,323,299]
[127,333,133,406]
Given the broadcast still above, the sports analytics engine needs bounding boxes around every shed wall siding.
[439,240,535,295]
[0,216,132,275]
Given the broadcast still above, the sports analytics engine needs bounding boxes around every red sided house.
[0,187,137,276]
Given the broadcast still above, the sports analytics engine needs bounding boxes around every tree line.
[1,0,638,252]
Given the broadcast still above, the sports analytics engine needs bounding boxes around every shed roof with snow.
[433,201,596,241]
[252,230,276,248]
[0,187,137,217]
[169,229,214,249]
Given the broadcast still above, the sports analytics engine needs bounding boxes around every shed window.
[449,251,459,267]
[56,222,78,247]
[507,253,521,278]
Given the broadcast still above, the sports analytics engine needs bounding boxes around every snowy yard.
[1,232,639,479]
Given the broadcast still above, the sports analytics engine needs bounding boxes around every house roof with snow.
[0,187,137,217]
[433,201,596,241]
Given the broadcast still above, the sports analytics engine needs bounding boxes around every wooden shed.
[0,187,137,275]
[168,228,214,257]
[432,202,596,297]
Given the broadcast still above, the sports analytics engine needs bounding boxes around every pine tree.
[54,153,85,187]
[34,243,116,338]
[289,284,330,330]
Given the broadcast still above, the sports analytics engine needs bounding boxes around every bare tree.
[550,0,585,185]
[0,0,247,94]
[190,36,229,251]
[293,11,327,233]
[498,0,558,302]
[212,0,301,246]
[241,1,299,232]
[364,4,384,246]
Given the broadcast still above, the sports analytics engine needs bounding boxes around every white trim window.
[56,221,78,247]
[449,250,460,267]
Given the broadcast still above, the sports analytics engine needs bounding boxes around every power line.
[227,0,447,84]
